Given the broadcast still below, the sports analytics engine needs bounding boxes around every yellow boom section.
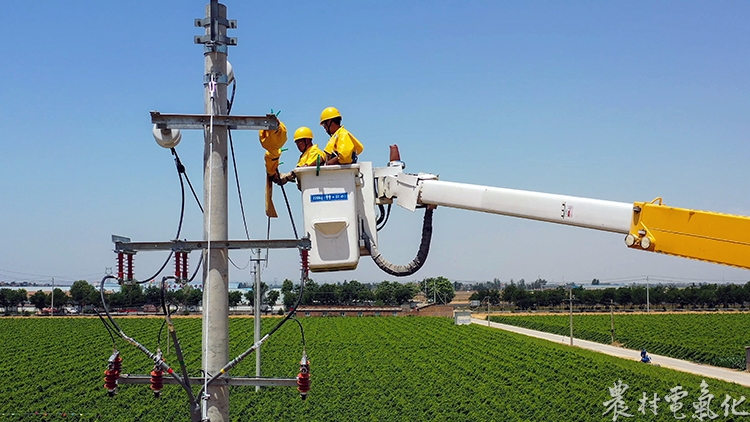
[626,198,750,270]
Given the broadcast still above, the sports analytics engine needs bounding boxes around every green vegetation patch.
[1,317,749,421]
[490,313,750,369]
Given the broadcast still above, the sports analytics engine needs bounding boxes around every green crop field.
[489,313,750,369]
[1,316,750,421]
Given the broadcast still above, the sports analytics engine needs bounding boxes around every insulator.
[150,368,164,398]
[300,249,309,279]
[117,253,125,281]
[296,352,310,400]
[103,351,122,396]
[181,252,188,282]
[104,368,119,396]
[126,253,134,281]
[111,353,122,375]
[174,252,181,279]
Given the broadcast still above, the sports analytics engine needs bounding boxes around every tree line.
[469,280,750,310]
[279,277,456,310]
[1,276,460,315]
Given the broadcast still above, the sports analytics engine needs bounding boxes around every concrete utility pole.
[610,299,615,344]
[569,284,573,346]
[253,248,262,392]
[202,2,229,420]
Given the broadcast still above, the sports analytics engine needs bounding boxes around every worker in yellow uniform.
[277,126,326,185]
[320,106,364,165]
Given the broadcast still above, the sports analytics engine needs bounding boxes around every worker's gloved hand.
[269,172,283,185]
[271,172,295,186]
[281,172,296,183]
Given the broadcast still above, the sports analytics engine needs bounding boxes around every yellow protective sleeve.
[259,121,288,152]
[264,149,281,175]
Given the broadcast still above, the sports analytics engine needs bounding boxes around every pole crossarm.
[119,374,298,387]
[113,238,311,253]
[150,111,279,131]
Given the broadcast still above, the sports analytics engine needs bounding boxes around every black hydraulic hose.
[375,204,386,225]
[377,203,392,232]
[366,207,434,277]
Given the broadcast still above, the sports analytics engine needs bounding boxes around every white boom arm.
[295,160,750,274]
[375,167,630,234]
[417,180,631,234]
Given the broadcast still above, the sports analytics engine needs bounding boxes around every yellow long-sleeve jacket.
[323,126,364,164]
[297,144,326,167]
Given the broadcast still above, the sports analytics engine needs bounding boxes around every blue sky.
[1,1,749,287]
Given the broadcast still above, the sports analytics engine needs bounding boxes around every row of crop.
[2,317,750,420]
[489,313,750,369]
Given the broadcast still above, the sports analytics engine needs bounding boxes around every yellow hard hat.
[293,126,314,141]
[320,106,341,123]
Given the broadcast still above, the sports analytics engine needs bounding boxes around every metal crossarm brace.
[150,111,279,131]
[119,374,298,387]
[113,238,311,253]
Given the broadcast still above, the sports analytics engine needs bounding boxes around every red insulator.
[150,368,164,398]
[111,354,122,375]
[296,353,310,400]
[104,351,122,396]
[174,252,181,279]
[300,249,309,279]
[103,369,119,396]
[117,253,125,281]
[181,252,188,281]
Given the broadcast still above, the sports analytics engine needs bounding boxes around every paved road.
[471,318,750,388]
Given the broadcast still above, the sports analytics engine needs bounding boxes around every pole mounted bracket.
[194,17,237,29]
[203,73,229,85]
[194,34,237,47]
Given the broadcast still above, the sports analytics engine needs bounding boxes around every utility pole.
[568,284,573,346]
[50,277,54,316]
[253,248,262,392]
[646,275,650,313]
[201,2,230,420]
[610,299,615,344]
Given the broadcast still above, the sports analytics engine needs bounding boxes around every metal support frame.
[113,238,310,253]
[119,375,297,387]
[150,111,278,131]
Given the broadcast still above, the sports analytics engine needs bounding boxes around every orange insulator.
[150,368,164,398]
[111,354,122,374]
[300,249,309,279]
[103,369,119,396]
[296,353,310,400]
[104,351,122,396]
